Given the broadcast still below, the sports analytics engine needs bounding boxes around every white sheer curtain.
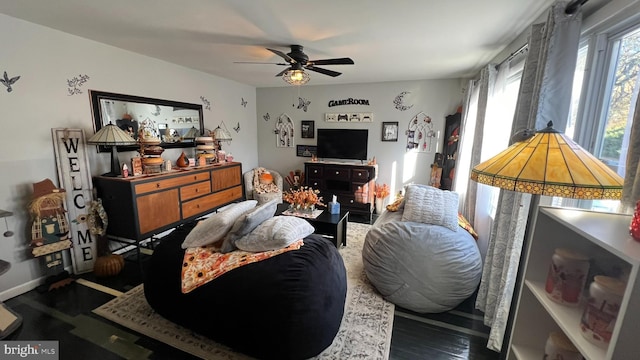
[454,79,479,213]
[455,68,490,223]
[475,0,583,352]
[473,59,523,258]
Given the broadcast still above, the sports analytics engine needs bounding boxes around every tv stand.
[305,162,377,221]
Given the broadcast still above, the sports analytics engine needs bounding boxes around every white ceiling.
[0,0,601,88]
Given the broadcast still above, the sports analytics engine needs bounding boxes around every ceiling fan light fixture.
[283,69,310,86]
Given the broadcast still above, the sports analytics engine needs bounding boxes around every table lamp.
[87,122,138,176]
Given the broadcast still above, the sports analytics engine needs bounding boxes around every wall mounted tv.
[316,128,368,161]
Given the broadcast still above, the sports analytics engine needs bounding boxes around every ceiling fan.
[236,45,354,84]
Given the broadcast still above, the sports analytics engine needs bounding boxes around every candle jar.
[544,248,590,306]
[544,331,582,360]
[580,275,626,348]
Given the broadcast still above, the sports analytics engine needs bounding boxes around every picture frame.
[296,145,317,157]
[301,120,315,139]
[382,122,399,142]
[325,112,373,122]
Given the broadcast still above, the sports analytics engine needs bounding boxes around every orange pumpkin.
[93,254,125,277]
[259,172,274,184]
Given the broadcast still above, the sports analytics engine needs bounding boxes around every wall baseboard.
[0,265,73,302]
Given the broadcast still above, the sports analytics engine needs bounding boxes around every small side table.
[276,204,349,247]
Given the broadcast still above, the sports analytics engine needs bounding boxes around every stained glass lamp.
[87,122,138,176]
[471,121,623,200]
[469,121,624,351]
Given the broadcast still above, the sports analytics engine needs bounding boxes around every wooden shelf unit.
[93,162,243,241]
[507,206,640,360]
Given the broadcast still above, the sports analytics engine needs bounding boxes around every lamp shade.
[283,69,310,86]
[471,122,623,200]
[212,125,232,142]
[87,122,137,145]
[183,126,199,139]
[87,122,137,176]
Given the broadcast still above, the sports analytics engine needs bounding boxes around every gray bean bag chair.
[362,208,482,313]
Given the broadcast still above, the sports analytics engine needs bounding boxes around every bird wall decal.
[1,71,21,92]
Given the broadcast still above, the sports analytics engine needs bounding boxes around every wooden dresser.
[93,162,243,241]
[304,162,377,219]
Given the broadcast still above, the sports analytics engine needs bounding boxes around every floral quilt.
[181,239,303,293]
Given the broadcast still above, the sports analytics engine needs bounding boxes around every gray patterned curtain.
[621,92,640,212]
[474,0,582,352]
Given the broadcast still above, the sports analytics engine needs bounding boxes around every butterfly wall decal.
[1,71,21,93]
[233,122,240,133]
[297,97,311,112]
[200,96,211,110]
[241,98,248,108]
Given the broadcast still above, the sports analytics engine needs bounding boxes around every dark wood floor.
[3,221,500,360]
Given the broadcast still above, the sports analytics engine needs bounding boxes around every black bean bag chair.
[143,223,347,360]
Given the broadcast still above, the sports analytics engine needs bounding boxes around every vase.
[630,200,640,242]
[289,204,315,216]
[375,198,385,214]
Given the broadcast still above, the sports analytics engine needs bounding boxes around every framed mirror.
[89,90,204,152]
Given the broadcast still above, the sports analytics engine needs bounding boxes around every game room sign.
[327,97,370,107]
[52,128,97,274]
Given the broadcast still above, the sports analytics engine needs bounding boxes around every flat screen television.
[316,129,368,161]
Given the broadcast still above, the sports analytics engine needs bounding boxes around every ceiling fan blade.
[267,48,296,63]
[275,68,291,77]
[309,57,354,66]
[233,61,289,65]
[305,66,342,77]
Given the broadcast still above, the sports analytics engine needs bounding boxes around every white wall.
[0,14,258,299]
[256,80,463,197]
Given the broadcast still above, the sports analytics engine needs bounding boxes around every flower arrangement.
[283,186,325,209]
[374,183,390,199]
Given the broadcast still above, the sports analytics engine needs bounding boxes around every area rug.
[93,222,394,359]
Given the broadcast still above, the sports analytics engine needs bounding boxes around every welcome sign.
[51,128,96,274]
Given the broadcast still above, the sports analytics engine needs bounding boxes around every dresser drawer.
[180,181,211,201]
[307,179,324,189]
[212,165,242,191]
[338,194,370,210]
[352,168,371,181]
[136,189,181,234]
[325,167,350,180]
[135,172,210,195]
[307,165,323,178]
[182,185,243,219]
[352,182,370,200]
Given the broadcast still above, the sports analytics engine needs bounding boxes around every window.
[597,27,640,177]
[565,23,640,212]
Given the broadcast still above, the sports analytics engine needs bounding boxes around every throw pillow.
[458,213,479,240]
[401,184,459,231]
[386,195,405,212]
[235,215,314,252]
[219,198,279,253]
[181,200,258,249]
